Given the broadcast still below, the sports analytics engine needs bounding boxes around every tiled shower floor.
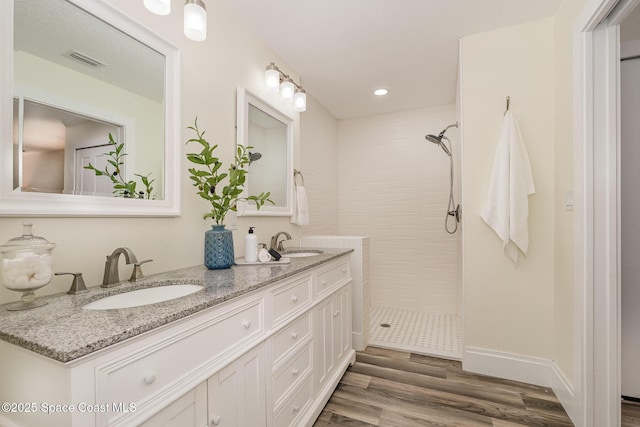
[369,306,462,360]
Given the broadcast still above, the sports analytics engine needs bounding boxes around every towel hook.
[504,96,510,115]
[293,169,305,186]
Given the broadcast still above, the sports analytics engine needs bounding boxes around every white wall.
[337,105,460,313]
[298,96,340,236]
[553,0,587,391]
[460,18,555,358]
[621,56,640,398]
[0,0,340,304]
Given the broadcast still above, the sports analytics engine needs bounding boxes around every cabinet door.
[139,382,207,427]
[313,295,334,393]
[334,285,352,365]
[313,284,353,395]
[208,344,266,427]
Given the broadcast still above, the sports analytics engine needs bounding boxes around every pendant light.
[144,0,171,15]
[184,0,207,42]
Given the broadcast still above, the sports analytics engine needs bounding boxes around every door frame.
[574,0,640,425]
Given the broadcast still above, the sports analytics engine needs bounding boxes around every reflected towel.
[291,185,309,225]
[480,111,535,264]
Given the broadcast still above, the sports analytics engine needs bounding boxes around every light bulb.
[294,89,306,112]
[184,0,207,42]
[280,78,295,100]
[144,0,171,15]
[265,64,280,93]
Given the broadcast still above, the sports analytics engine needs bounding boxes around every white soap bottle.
[244,227,258,262]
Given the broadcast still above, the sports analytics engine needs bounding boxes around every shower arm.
[439,122,459,137]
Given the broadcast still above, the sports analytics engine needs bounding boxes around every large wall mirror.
[236,87,293,217]
[0,0,181,216]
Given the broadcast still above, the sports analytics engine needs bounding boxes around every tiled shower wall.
[337,105,460,314]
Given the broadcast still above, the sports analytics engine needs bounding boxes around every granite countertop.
[0,248,352,363]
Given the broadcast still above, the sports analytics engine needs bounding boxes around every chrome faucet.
[270,231,292,252]
[101,247,138,288]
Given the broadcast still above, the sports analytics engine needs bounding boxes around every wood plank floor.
[623,400,640,427]
[313,346,574,427]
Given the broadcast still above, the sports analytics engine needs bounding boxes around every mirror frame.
[0,0,181,217]
[236,87,294,217]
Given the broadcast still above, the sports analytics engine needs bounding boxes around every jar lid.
[0,223,56,253]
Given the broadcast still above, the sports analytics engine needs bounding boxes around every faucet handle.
[56,272,89,295]
[130,259,153,282]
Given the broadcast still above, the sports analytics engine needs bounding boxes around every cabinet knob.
[333,310,340,317]
[321,280,327,286]
[143,374,156,385]
[292,368,299,376]
[342,269,347,273]
[291,332,298,339]
[242,320,251,329]
[291,295,298,303]
[211,415,222,425]
[293,405,300,413]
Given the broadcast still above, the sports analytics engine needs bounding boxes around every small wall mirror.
[236,87,293,217]
[0,0,181,216]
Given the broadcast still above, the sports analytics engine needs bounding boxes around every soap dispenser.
[245,227,258,262]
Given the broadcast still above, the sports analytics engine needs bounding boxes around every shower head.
[425,122,458,157]
[248,151,262,164]
[425,134,452,157]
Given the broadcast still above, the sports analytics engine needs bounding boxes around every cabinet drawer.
[273,343,312,406]
[96,298,263,417]
[316,259,349,298]
[273,376,313,427]
[272,312,311,366]
[271,275,312,326]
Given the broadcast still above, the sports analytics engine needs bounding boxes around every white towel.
[480,111,535,264]
[291,185,309,225]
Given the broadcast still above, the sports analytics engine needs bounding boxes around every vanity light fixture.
[144,0,171,15]
[264,62,307,112]
[184,0,207,42]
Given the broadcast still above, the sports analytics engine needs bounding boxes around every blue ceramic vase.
[204,224,234,269]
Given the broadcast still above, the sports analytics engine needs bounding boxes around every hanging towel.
[480,111,535,264]
[291,184,309,225]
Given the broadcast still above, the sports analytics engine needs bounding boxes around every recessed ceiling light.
[374,88,388,96]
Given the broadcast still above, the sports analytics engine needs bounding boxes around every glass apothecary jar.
[0,223,56,311]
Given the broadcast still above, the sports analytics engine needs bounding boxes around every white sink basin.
[282,250,324,258]
[83,284,203,310]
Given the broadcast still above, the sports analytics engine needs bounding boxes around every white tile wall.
[338,105,460,314]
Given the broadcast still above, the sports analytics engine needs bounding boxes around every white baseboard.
[463,346,576,424]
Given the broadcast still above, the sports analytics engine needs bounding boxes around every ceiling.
[223,0,563,120]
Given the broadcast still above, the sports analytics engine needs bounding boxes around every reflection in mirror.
[14,0,164,198]
[237,88,294,217]
[14,98,123,196]
[247,105,288,206]
[0,0,181,216]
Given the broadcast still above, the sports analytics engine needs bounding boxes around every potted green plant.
[186,118,273,269]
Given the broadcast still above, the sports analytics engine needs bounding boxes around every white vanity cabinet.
[140,344,265,427]
[0,255,355,427]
